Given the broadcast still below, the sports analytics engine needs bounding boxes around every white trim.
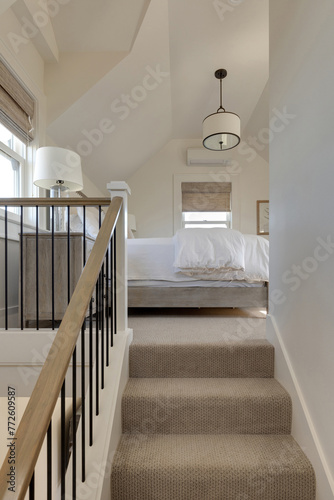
[267,314,334,498]
[0,233,19,242]
[107,182,130,332]
[0,208,38,232]
[107,181,131,195]
[0,329,96,365]
[0,140,25,164]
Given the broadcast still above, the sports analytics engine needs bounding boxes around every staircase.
[111,331,316,499]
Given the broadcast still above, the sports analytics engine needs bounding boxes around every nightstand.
[20,232,95,327]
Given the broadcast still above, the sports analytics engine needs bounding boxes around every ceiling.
[8,0,269,194]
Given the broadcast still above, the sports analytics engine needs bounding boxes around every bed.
[127,228,269,309]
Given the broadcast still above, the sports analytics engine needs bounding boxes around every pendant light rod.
[215,69,227,112]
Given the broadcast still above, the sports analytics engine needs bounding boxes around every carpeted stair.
[111,335,316,499]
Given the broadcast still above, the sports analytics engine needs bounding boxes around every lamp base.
[50,187,68,232]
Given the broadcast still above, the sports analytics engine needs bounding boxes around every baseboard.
[267,314,334,500]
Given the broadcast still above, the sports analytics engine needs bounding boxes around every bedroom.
[0,0,270,316]
[0,0,334,499]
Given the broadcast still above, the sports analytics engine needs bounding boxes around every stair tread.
[132,337,271,346]
[130,340,274,378]
[111,434,315,500]
[122,378,292,435]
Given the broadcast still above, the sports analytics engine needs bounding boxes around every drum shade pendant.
[203,69,240,151]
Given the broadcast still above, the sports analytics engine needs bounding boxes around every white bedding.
[173,228,245,271]
[128,231,269,283]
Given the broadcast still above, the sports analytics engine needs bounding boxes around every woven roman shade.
[0,60,34,142]
[181,182,231,212]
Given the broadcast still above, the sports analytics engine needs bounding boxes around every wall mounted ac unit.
[187,148,233,166]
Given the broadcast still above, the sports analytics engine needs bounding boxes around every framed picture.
[257,200,269,235]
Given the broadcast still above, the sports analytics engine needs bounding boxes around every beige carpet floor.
[128,308,266,344]
[111,308,315,500]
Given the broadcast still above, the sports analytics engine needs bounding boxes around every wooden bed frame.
[128,283,268,309]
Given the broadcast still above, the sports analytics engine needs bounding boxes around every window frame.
[0,138,26,197]
[173,173,240,233]
[182,211,231,229]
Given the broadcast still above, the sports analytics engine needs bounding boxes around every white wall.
[269,1,334,497]
[127,138,269,237]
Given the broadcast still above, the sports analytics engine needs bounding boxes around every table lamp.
[33,146,83,230]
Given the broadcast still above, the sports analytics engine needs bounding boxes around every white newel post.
[107,181,131,333]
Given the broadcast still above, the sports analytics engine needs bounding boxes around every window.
[0,123,26,211]
[181,181,232,229]
[0,59,34,204]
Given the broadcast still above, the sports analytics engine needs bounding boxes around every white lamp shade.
[33,147,83,191]
[203,111,241,151]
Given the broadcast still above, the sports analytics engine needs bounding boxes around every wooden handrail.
[0,196,123,500]
[0,197,111,207]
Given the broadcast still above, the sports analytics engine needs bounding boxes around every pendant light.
[203,69,240,151]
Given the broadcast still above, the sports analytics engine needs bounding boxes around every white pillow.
[76,207,104,239]
[69,214,83,233]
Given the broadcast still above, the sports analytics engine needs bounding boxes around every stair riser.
[122,396,292,435]
[130,344,275,378]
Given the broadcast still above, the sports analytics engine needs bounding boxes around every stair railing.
[0,195,123,499]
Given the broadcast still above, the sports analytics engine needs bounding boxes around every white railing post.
[107,181,131,332]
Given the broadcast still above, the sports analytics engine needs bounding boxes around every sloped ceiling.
[7,0,269,194]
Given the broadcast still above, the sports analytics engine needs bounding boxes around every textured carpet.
[112,435,315,500]
[122,378,292,435]
[111,313,315,499]
[129,340,274,378]
[129,314,266,344]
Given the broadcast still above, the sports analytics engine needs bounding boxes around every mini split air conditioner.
[187,148,233,166]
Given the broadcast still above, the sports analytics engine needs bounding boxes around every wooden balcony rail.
[0,197,111,207]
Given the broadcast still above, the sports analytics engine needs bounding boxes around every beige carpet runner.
[111,328,315,499]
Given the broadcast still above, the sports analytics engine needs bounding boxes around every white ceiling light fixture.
[203,69,241,151]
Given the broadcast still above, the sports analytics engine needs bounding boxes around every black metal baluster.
[99,207,105,388]
[20,206,23,330]
[95,274,99,415]
[72,347,77,499]
[51,206,55,330]
[61,382,66,499]
[81,205,86,480]
[67,206,70,304]
[29,471,35,499]
[89,298,93,446]
[113,231,117,335]
[101,267,104,388]
[105,248,109,367]
[4,207,8,330]
[36,207,39,330]
[110,239,114,347]
[47,421,52,500]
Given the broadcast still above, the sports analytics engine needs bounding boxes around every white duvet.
[173,228,245,271]
[128,230,269,283]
